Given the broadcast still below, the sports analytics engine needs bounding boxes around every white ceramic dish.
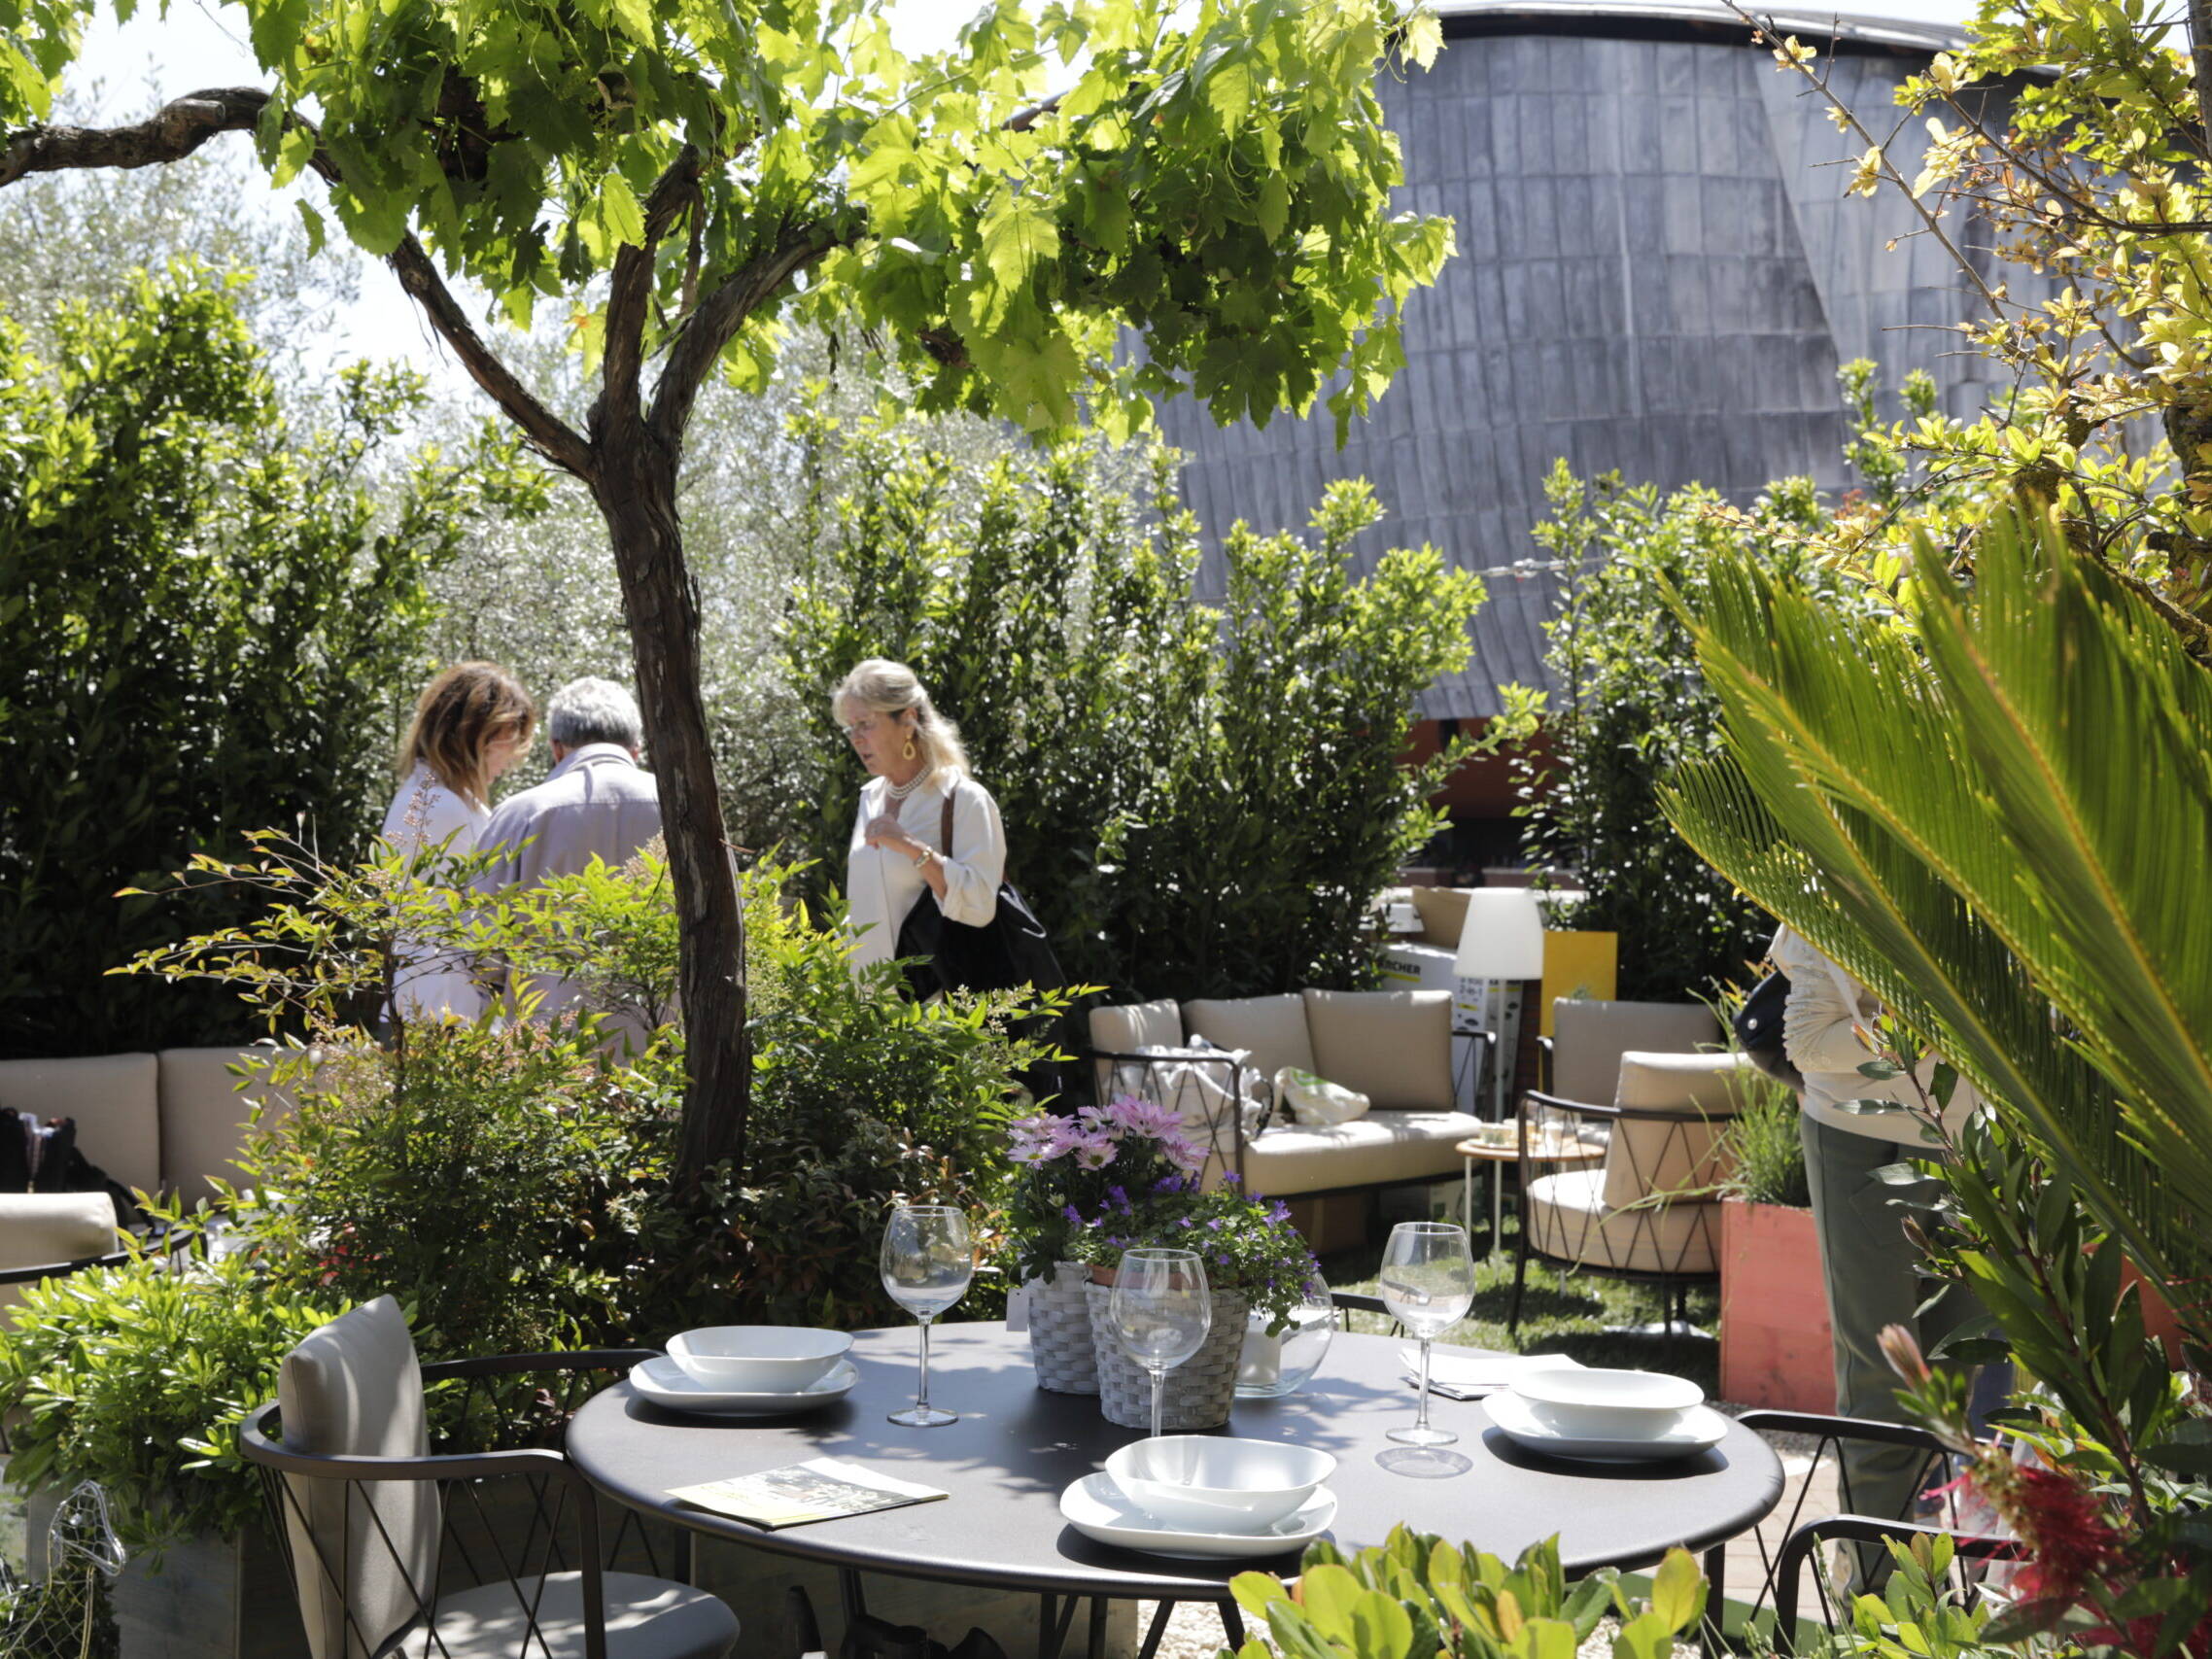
[666,1326,853,1392]
[1507,1366,1704,1438]
[1060,1474,1335,1560]
[630,1356,859,1418]
[1486,1390,1729,1463]
[1104,1436,1337,1533]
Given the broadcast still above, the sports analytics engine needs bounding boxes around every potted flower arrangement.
[1063,1170,1323,1431]
[1001,1096,1212,1393]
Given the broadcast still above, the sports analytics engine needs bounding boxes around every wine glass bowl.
[881,1204,973,1427]
[1107,1248,1211,1440]
[1380,1221,1475,1447]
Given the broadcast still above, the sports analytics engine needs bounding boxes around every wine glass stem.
[916,1315,933,1413]
[1415,1335,1434,1435]
[1150,1365,1164,1440]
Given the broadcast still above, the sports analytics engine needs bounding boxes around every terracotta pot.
[2119,1255,2195,1365]
[1718,1197,1835,1413]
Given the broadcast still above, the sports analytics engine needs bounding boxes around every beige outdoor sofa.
[1089,988,1488,1201]
[0,1047,294,1297]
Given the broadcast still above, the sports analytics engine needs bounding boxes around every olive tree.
[2,0,1452,1182]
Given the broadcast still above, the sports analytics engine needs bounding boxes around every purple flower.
[1221,1171,1241,1185]
[1107,1185,1129,1209]
[1062,1204,1083,1225]
[1267,1201,1292,1224]
[1177,1216,1193,1228]
[1153,1175,1186,1194]
[1206,1217,1227,1230]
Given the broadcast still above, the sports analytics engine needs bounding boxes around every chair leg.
[1508,1240,1531,1335]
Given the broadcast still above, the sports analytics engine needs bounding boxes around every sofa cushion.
[157,1047,298,1207]
[1183,995,1315,1089]
[0,1192,121,1309]
[1239,1110,1485,1198]
[1524,1167,1721,1276]
[1301,988,1453,1110]
[0,1054,160,1199]
[1089,999,1184,1055]
[1601,1052,1750,1213]
[1547,1000,1722,1105]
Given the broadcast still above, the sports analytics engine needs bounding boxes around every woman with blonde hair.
[834,659,1005,977]
[379,662,536,1019]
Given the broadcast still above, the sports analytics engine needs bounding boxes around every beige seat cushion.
[397,1571,739,1659]
[1239,1110,1486,1197]
[1182,995,1315,1089]
[279,1296,443,1659]
[157,1047,298,1206]
[1601,1052,1750,1212]
[1089,999,1185,1055]
[0,1193,122,1310]
[1301,989,1453,1110]
[0,1054,160,1198]
[1547,1000,1722,1105]
[1524,1167,1721,1276]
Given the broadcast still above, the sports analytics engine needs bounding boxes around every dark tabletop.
[566,1326,1782,1603]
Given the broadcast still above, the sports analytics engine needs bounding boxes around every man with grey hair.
[478,676,664,1024]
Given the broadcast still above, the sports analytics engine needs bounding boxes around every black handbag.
[1732,969,1803,1089]
[0,1108,144,1227]
[895,795,1064,1001]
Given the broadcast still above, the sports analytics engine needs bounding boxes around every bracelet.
[911,845,936,868]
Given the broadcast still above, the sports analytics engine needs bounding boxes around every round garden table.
[568,1325,1780,1659]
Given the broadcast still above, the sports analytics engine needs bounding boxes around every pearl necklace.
[884,769,929,802]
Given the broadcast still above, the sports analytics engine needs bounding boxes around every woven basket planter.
[1085,1281,1251,1431]
[1025,1262,1101,1394]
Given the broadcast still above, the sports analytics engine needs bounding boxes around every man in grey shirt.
[479,676,664,1028]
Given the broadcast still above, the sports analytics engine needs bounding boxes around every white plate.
[1484,1391,1729,1463]
[630,1355,859,1417]
[1400,1348,1584,1396]
[1059,1473,1336,1560]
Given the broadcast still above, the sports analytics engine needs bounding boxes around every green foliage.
[1063,1176,1322,1336]
[781,407,1484,1001]
[1225,1526,1705,1659]
[0,259,545,1059]
[1716,1073,1810,1211]
[1514,440,1862,1003]
[1662,505,2212,1320]
[0,1249,353,1556]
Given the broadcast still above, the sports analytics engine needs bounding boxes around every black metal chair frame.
[238,1347,676,1659]
[1507,1087,1733,1333]
[1699,1409,2019,1656]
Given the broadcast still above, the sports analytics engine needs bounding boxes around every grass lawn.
[1319,1237,1722,1397]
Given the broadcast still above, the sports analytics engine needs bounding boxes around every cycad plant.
[1660,507,2211,1330]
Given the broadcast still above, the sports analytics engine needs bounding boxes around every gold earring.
[902,738,917,761]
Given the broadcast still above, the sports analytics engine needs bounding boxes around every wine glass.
[1108,1248,1211,1440]
[881,1204,973,1427]
[1380,1221,1475,1446]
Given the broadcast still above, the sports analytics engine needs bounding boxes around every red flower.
[2005,1465,2122,1605]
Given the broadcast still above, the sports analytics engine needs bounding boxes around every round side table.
[1457,1130,1606,1250]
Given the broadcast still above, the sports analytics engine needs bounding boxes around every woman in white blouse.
[379,662,536,1020]
[834,659,1005,979]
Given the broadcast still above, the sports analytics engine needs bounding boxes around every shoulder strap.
[940,790,955,859]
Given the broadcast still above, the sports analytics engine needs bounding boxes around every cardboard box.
[1379,1178,1466,1228]
[1287,1192,1370,1257]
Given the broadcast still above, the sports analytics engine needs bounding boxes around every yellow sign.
[1540,931,1619,1036]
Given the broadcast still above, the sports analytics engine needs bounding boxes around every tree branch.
[601,148,703,430]
[0,86,267,187]
[647,217,845,444]
[1,86,595,481]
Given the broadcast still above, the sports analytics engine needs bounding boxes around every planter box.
[1718,1198,1835,1414]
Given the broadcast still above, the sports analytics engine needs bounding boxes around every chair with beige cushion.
[240,1296,740,1659]
[1089,989,1487,1200]
[1512,1049,1754,1332]
[0,1193,128,1308]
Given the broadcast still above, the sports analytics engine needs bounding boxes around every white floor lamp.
[1453,888,1547,1126]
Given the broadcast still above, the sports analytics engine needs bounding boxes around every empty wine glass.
[1380,1221,1475,1446]
[881,1204,972,1427]
[1109,1247,1211,1440]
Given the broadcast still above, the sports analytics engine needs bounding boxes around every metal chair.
[1510,1051,1751,1333]
[238,1296,739,1659]
[1700,1410,2017,1655]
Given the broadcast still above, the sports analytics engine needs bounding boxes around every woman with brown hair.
[378,662,536,1019]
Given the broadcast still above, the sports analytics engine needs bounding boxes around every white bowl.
[1105,1436,1336,1534]
[665,1327,852,1393]
[1508,1367,1704,1439]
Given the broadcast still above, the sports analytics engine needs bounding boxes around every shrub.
[781,407,1485,1002]
[0,1249,353,1557]
[1716,1077,1811,1210]
[0,260,544,1059]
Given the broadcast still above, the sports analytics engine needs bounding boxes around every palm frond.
[1661,508,2212,1298]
